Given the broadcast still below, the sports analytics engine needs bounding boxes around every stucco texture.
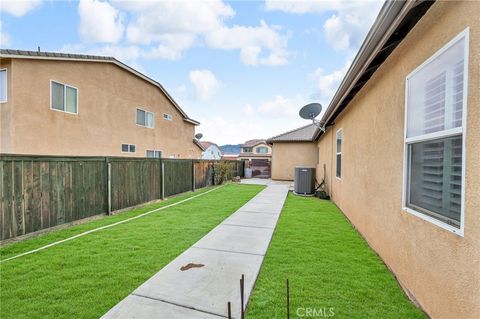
[271,142,317,180]
[0,58,201,159]
[316,2,479,318]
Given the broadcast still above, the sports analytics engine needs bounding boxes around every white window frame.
[256,146,268,154]
[136,108,155,128]
[121,143,136,153]
[335,128,342,180]
[402,28,469,236]
[146,149,161,158]
[50,80,79,115]
[163,113,172,121]
[0,68,7,103]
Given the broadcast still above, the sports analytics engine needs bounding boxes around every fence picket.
[0,154,243,240]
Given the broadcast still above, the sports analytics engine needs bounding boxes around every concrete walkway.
[102,184,289,319]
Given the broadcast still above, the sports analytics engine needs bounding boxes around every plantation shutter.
[408,54,465,225]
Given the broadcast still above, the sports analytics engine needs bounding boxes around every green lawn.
[247,193,426,319]
[0,183,264,319]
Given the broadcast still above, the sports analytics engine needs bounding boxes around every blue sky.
[0,0,383,145]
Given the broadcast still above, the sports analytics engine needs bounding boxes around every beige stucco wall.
[0,58,201,159]
[271,142,317,180]
[316,2,480,318]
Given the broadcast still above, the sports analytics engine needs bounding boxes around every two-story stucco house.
[238,139,272,178]
[0,49,203,159]
[199,141,222,160]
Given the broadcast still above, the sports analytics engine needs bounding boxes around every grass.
[247,193,426,319]
[0,183,264,319]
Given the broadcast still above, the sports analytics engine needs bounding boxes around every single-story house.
[199,141,222,160]
[0,49,202,159]
[307,1,479,318]
[222,154,239,161]
[267,124,320,180]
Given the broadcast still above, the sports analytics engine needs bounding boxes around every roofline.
[318,0,433,134]
[266,123,320,143]
[193,139,206,151]
[0,51,200,126]
[240,141,267,148]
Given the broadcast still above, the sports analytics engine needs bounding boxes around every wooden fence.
[0,155,244,241]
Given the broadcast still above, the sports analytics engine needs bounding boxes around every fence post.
[107,161,112,214]
[192,160,196,192]
[161,160,165,200]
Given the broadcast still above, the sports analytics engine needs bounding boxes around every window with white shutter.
[403,29,468,235]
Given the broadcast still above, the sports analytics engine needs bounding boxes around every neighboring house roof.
[267,124,320,143]
[241,139,267,148]
[199,141,220,150]
[317,0,433,136]
[193,139,206,151]
[0,49,200,126]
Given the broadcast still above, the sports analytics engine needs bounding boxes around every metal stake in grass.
[286,278,290,319]
[227,301,232,319]
[240,274,245,319]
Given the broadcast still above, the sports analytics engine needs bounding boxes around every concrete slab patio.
[102,184,289,319]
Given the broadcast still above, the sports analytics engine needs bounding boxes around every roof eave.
[318,0,433,139]
[0,52,200,125]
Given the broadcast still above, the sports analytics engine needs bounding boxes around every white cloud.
[0,22,11,46]
[258,94,306,118]
[103,0,290,65]
[206,20,290,66]
[265,0,382,52]
[0,0,42,17]
[78,0,125,44]
[310,61,351,106]
[243,104,254,116]
[189,69,220,101]
[142,34,196,60]
[123,0,234,44]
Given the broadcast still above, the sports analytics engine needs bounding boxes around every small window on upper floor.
[163,113,172,121]
[51,81,78,114]
[0,69,7,103]
[242,147,252,153]
[136,108,154,128]
[256,146,268,154]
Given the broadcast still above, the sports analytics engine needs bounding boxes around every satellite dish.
[299,103,322,120]
[195,133,203,140]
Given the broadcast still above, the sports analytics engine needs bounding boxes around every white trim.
[49,80,78,115]
[405,127,463,144]
[163,113,172,121]
[402,28,469,237]
[0,68,7,103]
[136,107,155,129]
[335,128,342,180]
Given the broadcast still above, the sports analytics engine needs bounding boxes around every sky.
[0,0,383,145]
